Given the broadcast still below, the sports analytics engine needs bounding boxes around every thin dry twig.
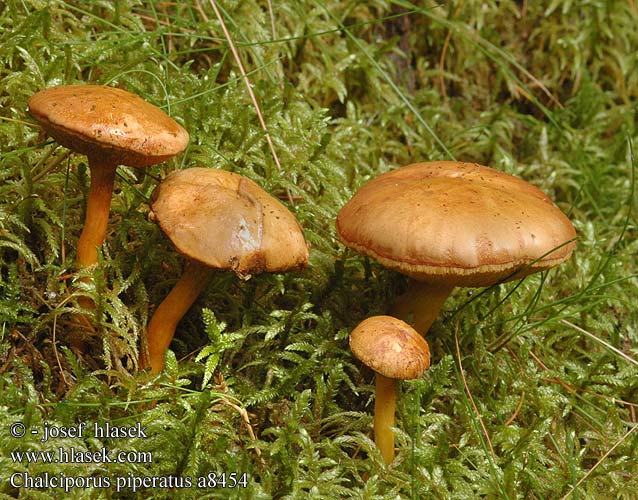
[503,346,526,425]
[559,423,638,500]
[528,349,638,411]
[223,398,264,459]
[214,373,265,465]
[504,391,525,427]
[266,0,276,41]
[454,321,496,458]
[560,319,638,367]
[51,294,77,387]
[205,0,293,203]
[438,0,464,98]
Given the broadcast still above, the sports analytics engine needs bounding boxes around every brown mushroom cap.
[349,315,430,380]
[28,85,189,166]
[150,167,309,278]
[337,161,576,287]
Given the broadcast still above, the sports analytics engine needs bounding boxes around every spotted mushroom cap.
[349,315,430,380]
[336,161,576,287]
[149,167,309,278]
[28,85,189,167]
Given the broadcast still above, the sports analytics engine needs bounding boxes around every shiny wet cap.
[150,167,309,278]
[337,161,576,287]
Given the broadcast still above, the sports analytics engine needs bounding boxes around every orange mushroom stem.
[76,156,118,268]
[143,260,214,373]
[391,281,454,337]
[374,373,399,464]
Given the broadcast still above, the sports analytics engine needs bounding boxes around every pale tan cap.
[28,85,189,166]
[337,161,576,287]
[150,167,309,278]
[349,315,430,380]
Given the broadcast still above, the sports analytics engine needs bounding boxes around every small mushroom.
[143,167,309,373]
[349,315,430,464]
[28,85,189,269]
[337,161,577,335]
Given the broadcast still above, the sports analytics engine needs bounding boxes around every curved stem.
[76,157,118,268]
[374,373,397,464]
[392,281,454,335]
[142,260,214,373]
[74,157,117,337]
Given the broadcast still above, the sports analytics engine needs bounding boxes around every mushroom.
[28,85,189,269]
[142,167,309,373]
[349,315,430,464]
[337,161,577,335]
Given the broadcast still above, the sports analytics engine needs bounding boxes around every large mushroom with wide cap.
[349,315,430,464]
[337,161,576,335]
[142,167,309,373]
[28,85,189,269]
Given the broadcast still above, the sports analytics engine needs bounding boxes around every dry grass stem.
[559,423,638,500]
[206,0,293,203]
[454,321,496,458]
[560,319,638,367]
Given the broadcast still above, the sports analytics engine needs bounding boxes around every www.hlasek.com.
[9,421,248,493]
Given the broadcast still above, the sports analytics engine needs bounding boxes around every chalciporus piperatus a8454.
[337,161,577,336]
[142,167,309,374]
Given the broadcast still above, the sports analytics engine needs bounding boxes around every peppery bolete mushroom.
[142,167,309,373]
[349,315,430,464]
[337,161,576,335]
[28,85,189,269]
